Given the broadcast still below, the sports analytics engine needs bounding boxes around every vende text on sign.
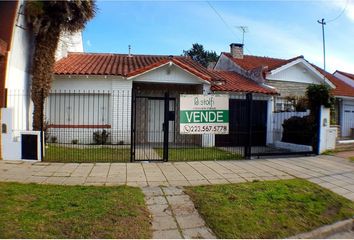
[180,94,229,134]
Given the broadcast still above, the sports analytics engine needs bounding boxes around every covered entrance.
[131,83,202,161]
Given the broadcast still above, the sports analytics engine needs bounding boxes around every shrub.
[71,139,78,144]
[282,116,315,145]
[93,130,110,144]
[50,136,57,143]
[306,84,334,110]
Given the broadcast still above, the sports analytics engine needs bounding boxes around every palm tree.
[25,0,96,130]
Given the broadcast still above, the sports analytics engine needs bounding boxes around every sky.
[83,0,354,73]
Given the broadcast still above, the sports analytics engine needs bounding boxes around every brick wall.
[266,80,310,97]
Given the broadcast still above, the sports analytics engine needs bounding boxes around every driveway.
[0,155,354,201]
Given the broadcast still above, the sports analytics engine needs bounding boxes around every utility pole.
[317,18,326,72]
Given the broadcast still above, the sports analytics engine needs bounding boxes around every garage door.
[343,104,354,137]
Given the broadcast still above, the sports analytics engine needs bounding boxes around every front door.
[131,93,174,162]
[148,99,175,143]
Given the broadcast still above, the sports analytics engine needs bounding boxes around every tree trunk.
[31,26,60,130]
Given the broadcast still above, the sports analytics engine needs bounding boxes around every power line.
[327,0,349,23]
[316,0,348,74]
[207,1,252,54]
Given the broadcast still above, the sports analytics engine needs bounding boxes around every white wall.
[268,62,324,84]
[319,106,333,153]
[4,1,33,132]
[133,63,206,85]
[1,108,21,160]
[1,108,41,161]
[49,76,133,144]
[52,76,113,91]
[55,31,83,60]
[111,78,132,144]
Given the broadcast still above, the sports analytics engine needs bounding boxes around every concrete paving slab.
[152,216,178,230]
[142,186,164,197]
[182,227,216,239]
[44,176,67,185]
[147,204,172,217]
[153,229,182,239]
[63,177,86,185]
[146,196,168,205]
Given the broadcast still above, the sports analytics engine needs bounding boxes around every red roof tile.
[210,70,277,95]
[54,52,276,95]
[312,65,354,98]
[222,52,303,71]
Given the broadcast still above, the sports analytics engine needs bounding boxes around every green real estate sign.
[180,94,229,134]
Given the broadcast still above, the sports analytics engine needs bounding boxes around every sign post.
[180,94,229,134]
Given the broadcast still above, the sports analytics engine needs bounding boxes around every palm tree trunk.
[31,26,60,130]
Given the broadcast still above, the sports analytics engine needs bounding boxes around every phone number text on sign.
[180,94,229,135]
[182,124,228,134]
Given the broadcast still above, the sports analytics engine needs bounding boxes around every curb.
[289,218,353,239]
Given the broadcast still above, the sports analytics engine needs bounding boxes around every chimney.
[230,43,244,59]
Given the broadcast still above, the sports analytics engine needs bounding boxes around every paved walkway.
[334,150,354,159]
[142,186,215,239]
[1,155,354,201]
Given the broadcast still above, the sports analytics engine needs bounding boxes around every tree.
[183,43,218,67]
[25,0,96,130]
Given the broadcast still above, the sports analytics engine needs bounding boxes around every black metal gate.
[6,88,321,162]
[131,91,174,161]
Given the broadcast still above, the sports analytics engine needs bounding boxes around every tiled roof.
[312,65,354,98]
[223,51,354,97]
[222,52,303,71]
[210,70,277,95]
[54,52,276,95]
[336,70,354,81]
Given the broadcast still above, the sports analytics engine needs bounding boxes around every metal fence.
[4,89,320,162]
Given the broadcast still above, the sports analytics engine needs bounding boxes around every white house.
[215,43,336,111]
[332,70,354,139]
[51,52,276,149]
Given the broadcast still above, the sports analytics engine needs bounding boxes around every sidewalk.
[1,155,354,200]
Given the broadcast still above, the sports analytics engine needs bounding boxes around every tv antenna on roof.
[236,26,248,44]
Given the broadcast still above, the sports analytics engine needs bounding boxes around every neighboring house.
[332,70,354,138]
[215,43,335,112]
[0,0,34,160]
[51,52,276,147]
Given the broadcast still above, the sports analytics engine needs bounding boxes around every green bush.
[282,116,315,145]
[306,84,334,109]
[93,130,110,144]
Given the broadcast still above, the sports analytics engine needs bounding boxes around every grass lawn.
[350,157,354,162]
[185,179,354,239]
[44,145,130,163]
[0,182,151,239]
[155,147,243,161]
